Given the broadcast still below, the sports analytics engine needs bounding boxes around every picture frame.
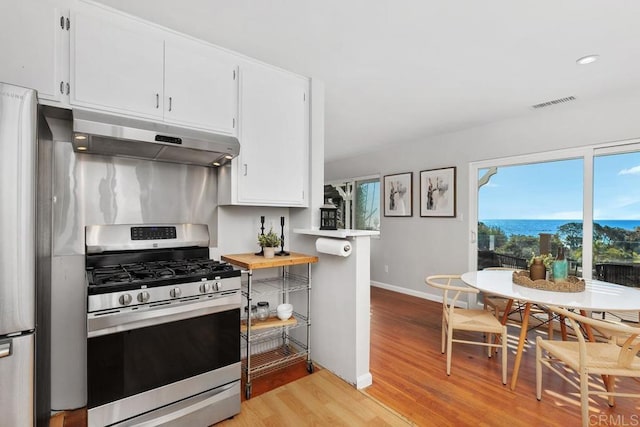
[383,172,413,217]
[420,167,456,217]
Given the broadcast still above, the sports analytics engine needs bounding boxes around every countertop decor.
[512,270,585,292]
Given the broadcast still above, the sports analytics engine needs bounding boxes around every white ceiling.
[97,0,640,162]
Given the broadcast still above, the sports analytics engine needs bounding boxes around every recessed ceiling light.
[212,161,221,167]
[74,134,87,140]
[76,146,88,151]
[224,154,233,160]
[576,54,599,65]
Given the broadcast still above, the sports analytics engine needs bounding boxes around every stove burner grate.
[88,258,235,288]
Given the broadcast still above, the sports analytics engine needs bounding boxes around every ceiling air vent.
[531,96,576,109]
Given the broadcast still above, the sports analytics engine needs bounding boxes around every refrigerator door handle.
[0,339,12,358]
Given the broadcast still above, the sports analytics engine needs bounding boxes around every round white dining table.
[461,269,640,390]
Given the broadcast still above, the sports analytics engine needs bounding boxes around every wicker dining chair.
[426,275,508,384]
[536,306,640,427]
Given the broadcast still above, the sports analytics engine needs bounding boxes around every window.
[324,176,380,231]
[593,150,640,289]
[477,159,584,276]
[471,142,640,294]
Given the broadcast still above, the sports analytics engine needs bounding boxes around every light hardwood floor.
[220,369,411,426]
[52,286,640,426]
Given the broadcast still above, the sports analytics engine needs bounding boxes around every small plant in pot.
[258,228,281,258]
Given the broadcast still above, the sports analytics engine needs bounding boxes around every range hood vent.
[72,109,240,167]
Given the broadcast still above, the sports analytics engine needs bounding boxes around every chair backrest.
[546,306,640,368]
[425,275,478,318]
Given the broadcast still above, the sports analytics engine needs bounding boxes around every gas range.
[85,224,241,313]
[84,223,242,426]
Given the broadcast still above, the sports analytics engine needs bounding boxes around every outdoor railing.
[478,250,581,276]
[478,250,528,270]
[594,263,640,288]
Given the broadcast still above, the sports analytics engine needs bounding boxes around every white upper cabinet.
[219,61,309,206]
[71,4,165,119]
[0,0,69,103]
[164,36,238,135]
[70,2,238,134]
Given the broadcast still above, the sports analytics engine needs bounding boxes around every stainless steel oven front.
[87,285,241,426]
[84,223,241,427]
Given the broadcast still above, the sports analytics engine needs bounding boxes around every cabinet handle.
[60,16,64,30]
[155,93,159,109]
[233,118,235,128]
[66,17,70,31]
[243,164,248,176]
[233,69,236,80]
[169,97,172,112]
[65,82,70,95]
[60,81,64,94]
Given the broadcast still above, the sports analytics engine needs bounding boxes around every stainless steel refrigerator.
[0,82,52,427]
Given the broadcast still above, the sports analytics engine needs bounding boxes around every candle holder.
[254,216,265,256]
[275,216,290,256]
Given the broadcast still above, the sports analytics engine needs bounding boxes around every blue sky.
[478,152,640,220]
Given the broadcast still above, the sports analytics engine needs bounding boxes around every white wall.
[325,88,640,298]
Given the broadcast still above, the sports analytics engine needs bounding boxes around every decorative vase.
[529,258,546,281]
[263,247,276,259]
[552,260,568,282]
[552,246,568,282]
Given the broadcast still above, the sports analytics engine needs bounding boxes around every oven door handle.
[88,293,239,338]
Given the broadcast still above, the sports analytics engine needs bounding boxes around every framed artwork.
[420,167,456,217]
[383,172,413,217]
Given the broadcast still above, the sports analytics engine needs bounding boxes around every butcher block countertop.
[221,252,318,270]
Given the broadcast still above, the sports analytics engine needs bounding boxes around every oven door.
[87,293,240,426]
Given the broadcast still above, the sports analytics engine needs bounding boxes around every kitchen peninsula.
[293,229,379,389]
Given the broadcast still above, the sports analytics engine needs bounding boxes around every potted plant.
[258,227,281,258]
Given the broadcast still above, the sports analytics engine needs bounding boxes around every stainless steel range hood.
[72,109,240,167]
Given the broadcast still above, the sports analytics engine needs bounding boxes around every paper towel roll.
[315,237,352,257]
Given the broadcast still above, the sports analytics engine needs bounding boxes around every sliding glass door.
[471,141,640,299]
[593,149,640,288]
[476,158,584,276]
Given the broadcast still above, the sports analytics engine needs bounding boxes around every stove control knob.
[137,291,150,303]
[214,281,222,291]
[170,288,182,298]
[199,283,212,294]
[119,294,132,306]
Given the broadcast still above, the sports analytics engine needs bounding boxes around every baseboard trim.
[371,281,469,308]
[356,372,373,389]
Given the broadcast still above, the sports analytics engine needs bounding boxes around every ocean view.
[480,219,640,237]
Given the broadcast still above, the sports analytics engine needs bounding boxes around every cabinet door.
[164,36,238,134]
[237,62,309,206]
[0,0,65,102]
[70,4,164,119]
